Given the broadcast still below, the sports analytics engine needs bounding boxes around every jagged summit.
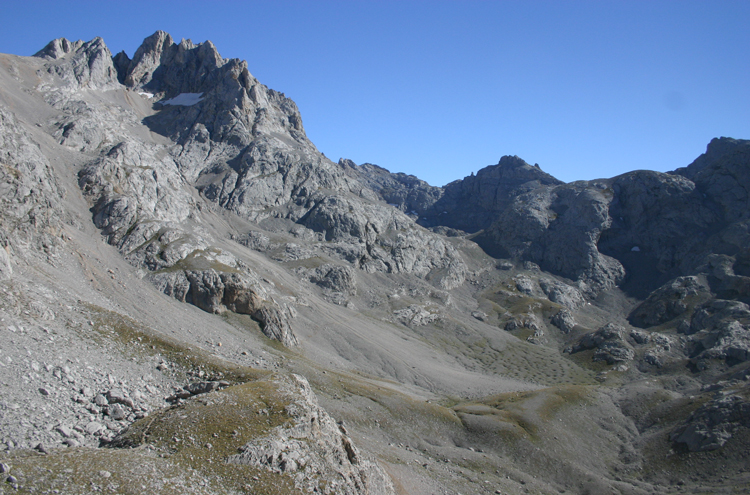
[675,136,750,187]
[117,31,230,94]
[32,35,119,90]
[34,37,88,59]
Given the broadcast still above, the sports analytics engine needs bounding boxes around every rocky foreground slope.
[0,32,749,494]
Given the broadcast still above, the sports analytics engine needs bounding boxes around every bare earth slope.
[0,33,749,495]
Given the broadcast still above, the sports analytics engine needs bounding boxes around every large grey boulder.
[539,278,586,310]
[701,253,750,303]
[308,264,358,295]
[186,270,225,313]
[687,299,750,365]
[551,309,576,334]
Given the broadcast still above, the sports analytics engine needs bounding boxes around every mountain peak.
[34,37,85,59]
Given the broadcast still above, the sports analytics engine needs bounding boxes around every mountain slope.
[0,32,749,495]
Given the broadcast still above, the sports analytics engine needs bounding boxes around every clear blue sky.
[2,1,748,186]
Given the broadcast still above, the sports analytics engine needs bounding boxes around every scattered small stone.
[85,421,104,435]
[56,425,73,438]
[64,438,80,448]
[107,403,127,420]
[35,443,49,454]
[106,388,134,408]
[0,463,9,474]
[185,381,220,395]
[38,387,50,396]
[93,394,108,406]
[98,470,111,478]
[7,474,18,484]
[471,311,488,321]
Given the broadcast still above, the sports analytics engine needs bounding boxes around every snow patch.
[160,93,204,106]
[631,246,641,252]
[138,92,154,99]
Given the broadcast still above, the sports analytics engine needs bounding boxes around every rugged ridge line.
[1,30,750,494]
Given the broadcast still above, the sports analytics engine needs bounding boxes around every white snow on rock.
[137,92,154,99]
[631,246,641,252]
[160,92,204,106]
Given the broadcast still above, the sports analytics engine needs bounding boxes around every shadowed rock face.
[420,155,564,233]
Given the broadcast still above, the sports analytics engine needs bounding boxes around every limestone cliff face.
[0,108,66,270]
[422,155,564,233]
[27,32,469,345]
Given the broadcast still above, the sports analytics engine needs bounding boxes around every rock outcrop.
[671,390,750,451]
[149,268,298,346]
[628,276,711,328]
[687,299,750,366]
[0,107,65,267]
[567,323,635,364]
[229,374,394,495]
[35,36,120,91]
[421,155,563,232]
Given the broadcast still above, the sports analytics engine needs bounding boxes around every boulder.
[539,278,586,309]
[671,392,750,451]
[309,264,357,295]
[551,309,576,333]
[567,323,635,364]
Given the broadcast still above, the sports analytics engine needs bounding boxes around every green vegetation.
[2,380,302,494]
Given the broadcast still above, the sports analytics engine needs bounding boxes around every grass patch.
[156,248,241,274]
[453,385,594,443]
[1,380,303,494]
